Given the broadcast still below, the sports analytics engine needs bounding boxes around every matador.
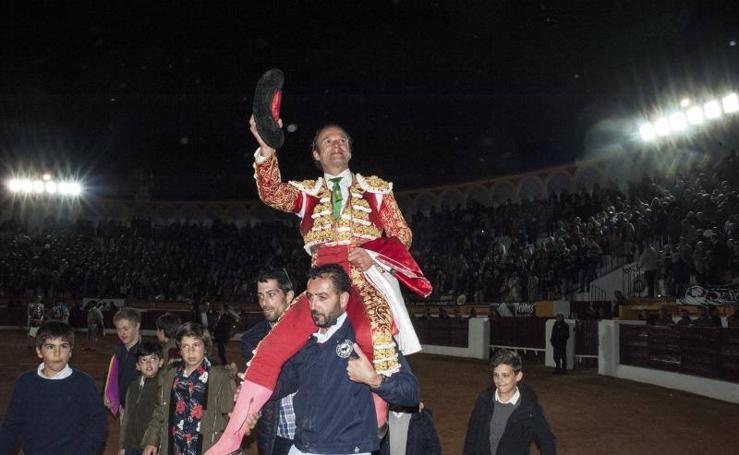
[207,119,431,454]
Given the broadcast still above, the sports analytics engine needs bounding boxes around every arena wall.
[598,320,739,404]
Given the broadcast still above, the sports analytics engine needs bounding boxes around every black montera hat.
[252,68,285,149]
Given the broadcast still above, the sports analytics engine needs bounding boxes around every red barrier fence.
[490,317,548,350]
[411,317,469,347]
[620,325,739,383]
[575,320,599,356]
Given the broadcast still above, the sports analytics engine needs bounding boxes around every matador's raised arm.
[253,152,302,214]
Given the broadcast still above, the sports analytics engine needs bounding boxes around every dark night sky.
[1,0,737,199]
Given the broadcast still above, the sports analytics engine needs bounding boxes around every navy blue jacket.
[550,321,569,347]
[0,368,107,455]
[463,382,556,455]
[241,319,284,455]
[274,316,419,454]
[115,339,141,408]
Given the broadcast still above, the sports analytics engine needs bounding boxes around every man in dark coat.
[267,264,419,455]
[240,269,296,455]
[463,349,556,455]
[550,313,569,374]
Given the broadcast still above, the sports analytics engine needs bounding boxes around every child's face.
[156,328,166,343]
[136,354,164,379]
[179,335,206,372]
[115,319,140,347]
[492,363,523,397]
[36,337,72,375]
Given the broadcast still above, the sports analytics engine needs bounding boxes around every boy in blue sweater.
[0,320,108,455]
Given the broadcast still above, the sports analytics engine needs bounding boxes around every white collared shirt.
[36,362,73,380]
[312,312,348,344]
[494,386,521,405]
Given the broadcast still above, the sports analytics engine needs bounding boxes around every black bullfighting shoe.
[253,68,285,149]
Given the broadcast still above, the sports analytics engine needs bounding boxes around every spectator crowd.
[1,151,738,305]
[413,151,739,303]
[0,219,310,304]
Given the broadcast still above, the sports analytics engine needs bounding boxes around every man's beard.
[263,307,280,323]
[312,308,341,329]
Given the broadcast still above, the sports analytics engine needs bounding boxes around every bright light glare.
[686,106,704,125]
[668,112,687,132]
[722,93,738,114]
[704,100,722,119]
[639,123,656,141]
[5,177,82,197]
[653,118,671,136]
[42,173,51,181]
[69,182,82,196]
[680,98,690,107]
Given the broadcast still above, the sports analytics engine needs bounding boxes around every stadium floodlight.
[69,182,82,196]
[668,112,687,132]
[4,175,83,197]
[57,181,69,195]
[653,118,671,136]
[20,179,33,193]
[722,93,738,114]
[686,106,704,125]
[704,100,722,119]
[639,123,656,141]
[637,89,738,142]
[7,179,22,192]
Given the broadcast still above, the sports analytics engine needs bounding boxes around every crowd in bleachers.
[1,151,738,305]
[0,218,310,304]
[411,150,739,303]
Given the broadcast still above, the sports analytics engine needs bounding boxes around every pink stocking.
[204,380,272,455]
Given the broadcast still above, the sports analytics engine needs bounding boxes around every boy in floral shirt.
[142,322,239,455]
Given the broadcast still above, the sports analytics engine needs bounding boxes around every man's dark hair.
[257,268,294,294]
[308,263,351,294]
[490,348,523,374]
[155,312,182,339]
[36,320,75,349]
[136,341,162,361]
[176,321,212,351]
[113,307,142,325]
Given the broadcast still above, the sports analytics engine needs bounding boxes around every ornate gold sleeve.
[253,154,302,213]
[378,191,412,249]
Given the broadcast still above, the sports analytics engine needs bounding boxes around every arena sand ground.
[1,331,737,455]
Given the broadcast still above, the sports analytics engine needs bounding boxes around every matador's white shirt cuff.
[254,148,268,165]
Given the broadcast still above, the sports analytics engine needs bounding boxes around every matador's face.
[312,126,352,174]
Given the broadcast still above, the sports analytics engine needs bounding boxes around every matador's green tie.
[329,177,343,219]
